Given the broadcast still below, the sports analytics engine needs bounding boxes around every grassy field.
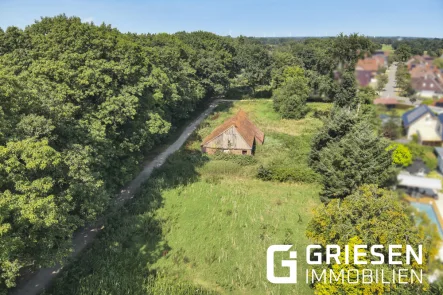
[381,44,393,51]
[47,100,328,295]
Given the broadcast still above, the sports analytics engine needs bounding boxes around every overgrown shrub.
[406,141,438,170]
[256,165,319,183]
[211,151,258,166]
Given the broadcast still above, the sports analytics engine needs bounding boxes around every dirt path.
[11,100,224,295]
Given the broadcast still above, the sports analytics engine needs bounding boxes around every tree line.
[0,15,266,290]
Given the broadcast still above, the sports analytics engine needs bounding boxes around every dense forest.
[0,14,442,292]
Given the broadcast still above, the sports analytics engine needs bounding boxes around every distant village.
[356,50,443,98]
[353,49,443,241]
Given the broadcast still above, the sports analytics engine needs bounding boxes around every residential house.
[374,97,398,109]
[407,56,443,97]
[397,173,441,198]
[402,105,443,146]
[411,76,443,98]
[356,70,372,87]
[407,55,434,70]
[201,110,264,155]
[355,55,386,86]
[435,147,443,173]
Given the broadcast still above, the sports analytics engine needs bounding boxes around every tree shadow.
[46,149,216,294]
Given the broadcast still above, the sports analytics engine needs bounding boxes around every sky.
[0,0,442,38]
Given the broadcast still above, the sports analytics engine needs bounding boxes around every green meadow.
[381,44,394,51]
[47,100,329,295]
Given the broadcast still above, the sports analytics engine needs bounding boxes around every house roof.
[398,174,442,190]
[410,64,440,79]
[374,97,398,105]
[355,70,372,86]
[201,110,264,147]
[405,159,430,175]
[373,55,386,67]
[356,58,379,72]
[402,105,434,127]
[411,77,443,93]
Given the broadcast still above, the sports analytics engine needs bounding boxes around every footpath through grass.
[47,100,328,295]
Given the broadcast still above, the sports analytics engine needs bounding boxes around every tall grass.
[46,101,328,295]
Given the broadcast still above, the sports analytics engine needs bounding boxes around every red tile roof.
[202,110,264,147]
[356,58,379,72]
[374,98,398,105]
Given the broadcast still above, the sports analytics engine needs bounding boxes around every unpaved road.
[11,100,224,295]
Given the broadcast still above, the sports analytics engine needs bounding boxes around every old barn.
[201,110,264,155]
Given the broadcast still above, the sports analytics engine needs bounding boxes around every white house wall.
[418,90,437,98]
[407,114,438,139]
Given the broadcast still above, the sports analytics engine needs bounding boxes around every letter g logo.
[267,245,297,284]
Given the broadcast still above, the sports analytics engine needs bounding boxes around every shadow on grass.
[46,149,215,294]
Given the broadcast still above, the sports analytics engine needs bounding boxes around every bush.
[211,151,258,166]
[406,141,438,170]
[387,143,413,167]
[256,164,319,183]
[312,109,331,119]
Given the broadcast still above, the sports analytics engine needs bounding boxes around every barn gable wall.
[204,126,251,150]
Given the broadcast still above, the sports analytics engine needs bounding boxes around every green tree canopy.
[395,43,413,62]
[309,107,358,170]
[317,123,397,199]
[307,185,440,295]
[272,66,310,119]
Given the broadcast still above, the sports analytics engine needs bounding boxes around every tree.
[333,71,358,109]
[309,107,358,170]
[0,139,74,288]
[357,86,377,104]
[376,73,388,92]
[381,116,401,140]
[317,123,397,199]
[396,63,415,97]
[387,143,413,167]
[234,37,271,93]
[272,66,310,119]
[332,33,376,70]
[433,58,443,69]
[395,43,412,62]
[270,50,303,88]
[307,185,440,295]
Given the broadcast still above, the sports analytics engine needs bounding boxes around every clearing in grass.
[47,100,329,295]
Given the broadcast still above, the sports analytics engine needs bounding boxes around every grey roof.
[402,105,434,127]
[435,147,443,159]
[405,159,430,175]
